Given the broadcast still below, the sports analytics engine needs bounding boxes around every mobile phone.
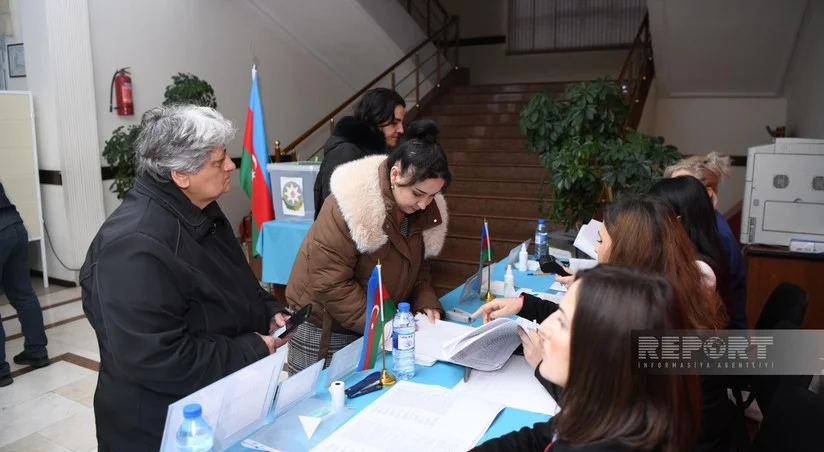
[539,255,571,277]
[276,305,312,338]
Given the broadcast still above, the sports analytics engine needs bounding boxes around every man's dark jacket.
[313,116,386,219]
[80,175,288,451]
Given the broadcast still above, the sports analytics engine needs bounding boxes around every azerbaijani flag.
[480,219,494,263]
[239,65,275,257]
[357,264,398,371]
[473,220,494,293]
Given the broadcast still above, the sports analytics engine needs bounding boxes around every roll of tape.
[329,380,345,410]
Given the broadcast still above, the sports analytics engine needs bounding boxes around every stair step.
[449,163,545,180]
[440,137,526,151]
[446,93,539,104]
[446,192,544,217]
[430,103,526,115]
[448,177,542,196]
[439,125,523,139]
[445,150,538,165]
[431,114,520,126]
[429,256,478,282]
[450,83,573,95]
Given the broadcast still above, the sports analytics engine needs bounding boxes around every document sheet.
[311,381,504,452]
[415,315,474,361]
[442,317,522,371]
[453,355,560,416]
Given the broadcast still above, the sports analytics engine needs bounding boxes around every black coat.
[80,175,288,451]
[313,116,386,219]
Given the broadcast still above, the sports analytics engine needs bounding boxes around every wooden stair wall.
[423,82,574,296]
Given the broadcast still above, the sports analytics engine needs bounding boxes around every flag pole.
[377,260,396,386]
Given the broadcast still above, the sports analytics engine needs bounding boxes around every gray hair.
[135,105,236,181]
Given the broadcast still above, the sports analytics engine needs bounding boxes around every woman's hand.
[518,328,543,369]
[423,308,441,324]
[470,297,524,324]
[555,266,577,288]
[268,312,291,335]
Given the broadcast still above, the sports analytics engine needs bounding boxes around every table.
[258,220,312,285]
[234,259,561,450]
[743,245,824,329]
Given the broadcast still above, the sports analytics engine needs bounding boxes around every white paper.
[573,220,602,260]
[442,318,522,371]
[549,281,568,293]
[325,337,363,387]
[310,381,503,452]
[415,314,474,362]
[280,176,306,216]
[274,359,325,416]
[299,415,323,439]
[514,316,538,331]
[569,258,597,271]
[453,355,560,416]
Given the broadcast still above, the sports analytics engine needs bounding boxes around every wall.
[440,0,627,84]
[2,0,26,90]
[783,0,824,138]
[653,97,786,213]
[88,0,353,230]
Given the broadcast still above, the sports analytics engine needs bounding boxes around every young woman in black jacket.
[472,265,701,452]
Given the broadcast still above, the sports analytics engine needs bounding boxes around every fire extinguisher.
[109,67,134,116]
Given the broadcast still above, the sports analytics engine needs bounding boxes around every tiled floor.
[1,281,99,452]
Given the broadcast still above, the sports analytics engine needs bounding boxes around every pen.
[526,272,554,276]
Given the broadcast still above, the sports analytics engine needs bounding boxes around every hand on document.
[470,297,524,323]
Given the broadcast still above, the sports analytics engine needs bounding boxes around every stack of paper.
[453,355,560,416]
[441,318,523,371]
[311,381,504,452]
[572,219,602,260]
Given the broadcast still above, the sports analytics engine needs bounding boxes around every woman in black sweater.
[472,265,701,452]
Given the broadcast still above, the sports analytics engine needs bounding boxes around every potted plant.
[519,77,680,230]
[102,73,218,199]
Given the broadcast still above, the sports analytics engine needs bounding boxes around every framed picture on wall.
[7,43,25,78]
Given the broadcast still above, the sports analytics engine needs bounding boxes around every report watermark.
[632,330,824,375]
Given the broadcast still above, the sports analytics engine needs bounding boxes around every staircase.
[422,82,572,296]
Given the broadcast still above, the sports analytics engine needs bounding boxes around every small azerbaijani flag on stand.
[239,65,275,257]
[473,219,494,292]
[357,263,398,371]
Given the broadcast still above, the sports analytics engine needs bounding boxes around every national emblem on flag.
[357,264,397,371]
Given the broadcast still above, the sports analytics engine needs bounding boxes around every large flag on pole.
[357,264,397,371]
[239,65,275,257]
[473,219,494,292]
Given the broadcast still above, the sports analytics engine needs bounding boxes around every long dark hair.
[555,265,701,452]
[603,195,727,330]
[385,119,451,189]
[354,88,406,128]
[648,176,733,323]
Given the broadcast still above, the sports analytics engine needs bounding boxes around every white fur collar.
[329,155,448,258]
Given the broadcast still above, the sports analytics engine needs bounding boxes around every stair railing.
[616,12,653,129]
[275,7,459,162]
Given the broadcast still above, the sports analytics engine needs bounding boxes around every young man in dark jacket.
[80,105,292,451]
[313,88,406,219]
[0,181,49,387]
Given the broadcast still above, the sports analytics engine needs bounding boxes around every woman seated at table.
[664,153,747,329]
[472,265,701,452]
[648,175,738,326]
[475,196,735,452]
[286,119,450,374]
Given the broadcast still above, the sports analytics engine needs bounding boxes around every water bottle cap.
[398,302,410,312]
[538,219,545,224]
[182,403,202,419]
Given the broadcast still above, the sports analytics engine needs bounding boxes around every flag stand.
[482,260,495,302]
[377,259,396,387]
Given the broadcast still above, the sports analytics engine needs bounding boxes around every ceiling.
[648,0,808,97]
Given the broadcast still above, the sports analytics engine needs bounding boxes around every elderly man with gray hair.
[80,105,291,451]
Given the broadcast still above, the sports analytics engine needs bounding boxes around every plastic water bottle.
[534,219,548,259]
[392,302,416,380]
[176,403,214,452]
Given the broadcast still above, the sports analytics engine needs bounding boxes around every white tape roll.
[329,380,345,410]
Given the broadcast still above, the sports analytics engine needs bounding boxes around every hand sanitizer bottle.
[517,243,529,272]
[504,265,516,297]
